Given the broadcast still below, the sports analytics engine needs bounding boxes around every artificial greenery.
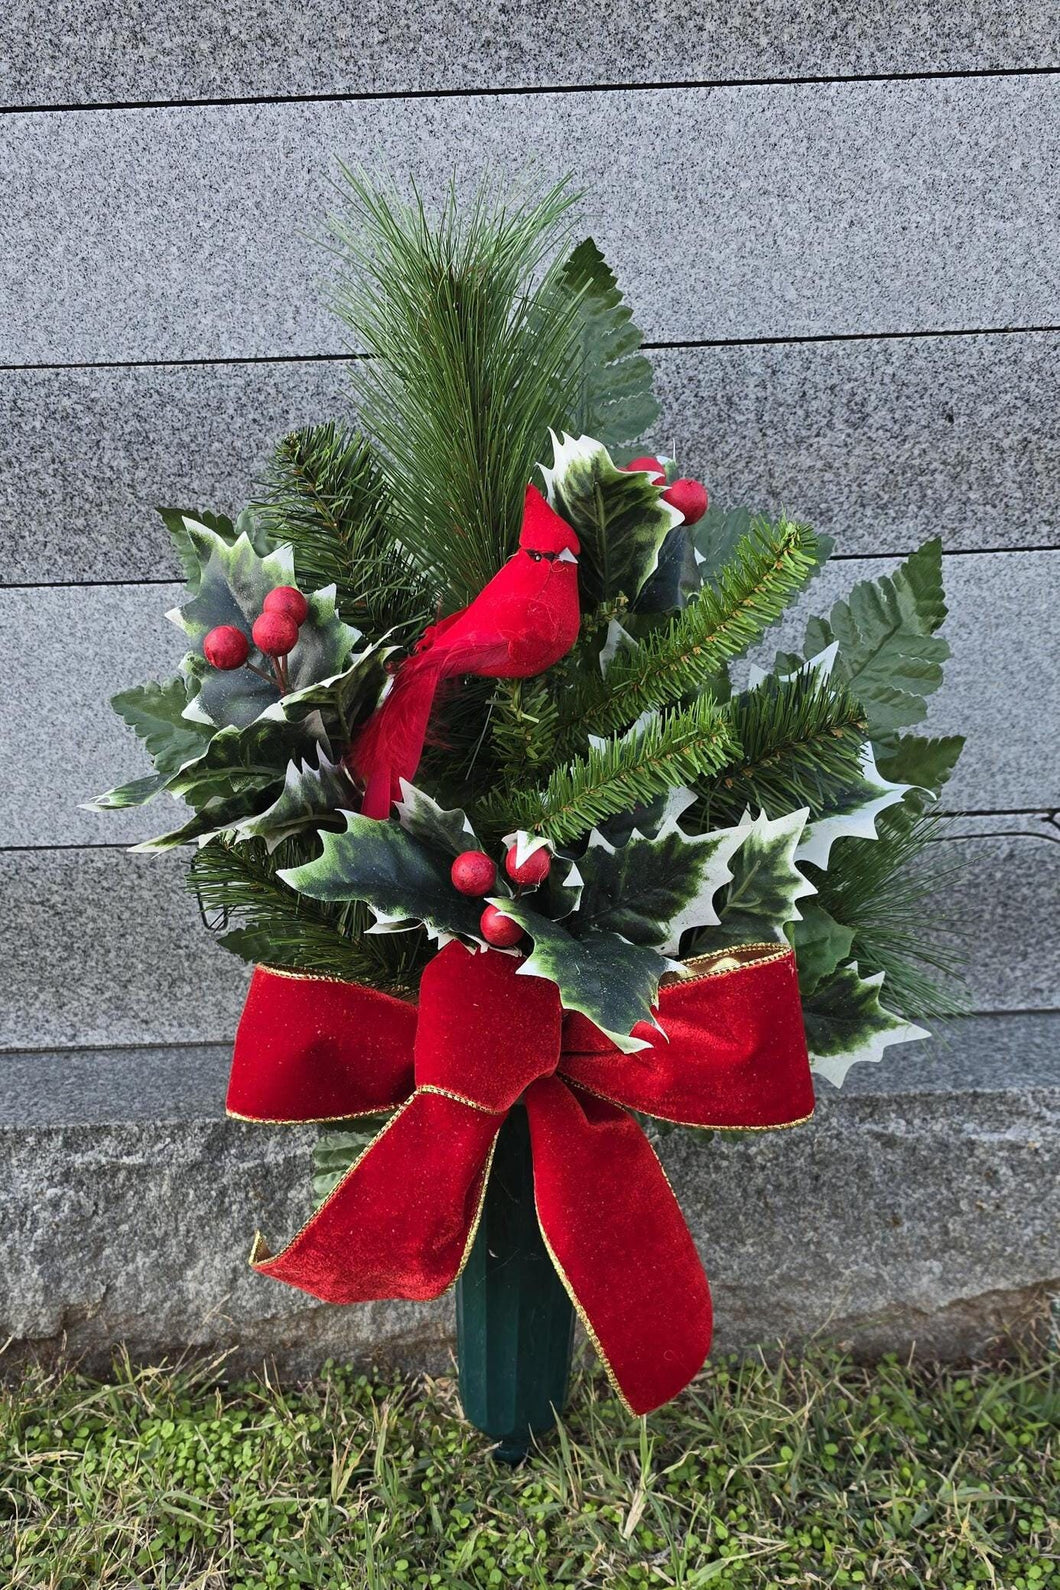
[98,173,966,1082]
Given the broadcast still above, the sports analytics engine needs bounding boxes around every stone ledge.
[1,1015,1056,1374]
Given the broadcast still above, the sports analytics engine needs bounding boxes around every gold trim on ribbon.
[561,1076,815,1133]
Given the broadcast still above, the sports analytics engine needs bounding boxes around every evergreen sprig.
[484,696,738,844]
[702,671,868,826]
[810,811,967,1020]
[553,518,821,754]
[253,422,430,643]
[489,676,561,774]
[188,838,426,991]
[327,173,585,607]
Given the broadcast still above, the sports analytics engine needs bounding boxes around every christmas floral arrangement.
[93,177,963,1452]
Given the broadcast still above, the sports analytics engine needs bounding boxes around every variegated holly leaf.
[803,962,928,1086]
[279,813,486,944]
[570,812,744,953]
[790,899,856,997]
[132,782,279,853]
[794,743,912,871]
[490,895,671,1051]
[86,772,168,811]
[540,432,683,606]
[235,751,358,852]
[265,635,388,742]
[158,506,275,591]
[111,676,215,777]
[635,522,701,613]
[170,524,363,730]
[164,717,302,811]
[559,238,661,450]
[801,539,949,734]
[694,809,815,951]
[395,781,482,857]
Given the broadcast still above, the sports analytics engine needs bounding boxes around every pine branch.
[810,810,969,1020]
[552,519,821,756]
[188,837,426,991]
[701,671,869,826]
[481,696,739,845]
[253,422,430,643]
[325,172,586,606]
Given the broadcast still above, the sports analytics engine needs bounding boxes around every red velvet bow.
[227,941,815,1414]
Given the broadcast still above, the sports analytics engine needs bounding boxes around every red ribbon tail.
[251,1091,502,1304]
[524,1077,712,1416]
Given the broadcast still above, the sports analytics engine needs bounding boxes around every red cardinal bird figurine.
[350,484,581,817]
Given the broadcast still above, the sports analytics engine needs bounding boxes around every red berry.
[480,904,523,947]
[451,851,497,897]
[252,610,299,657]
[662,477,709,525]
[263,585,309,626]
[203,625,250,670]
[505,843,551,886]
[624,455,666,484]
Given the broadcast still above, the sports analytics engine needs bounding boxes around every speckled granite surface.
[3,0,1058,108]
[3,76,1059,364]
[4,331,1060,587]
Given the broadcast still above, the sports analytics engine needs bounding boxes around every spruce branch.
[489,676,561,773]
[481,696,739,845]
[553,519,821,756]
[701,671,869,826]
[253,422,430,643]
[326,172,586,606]
[188,837,426,991]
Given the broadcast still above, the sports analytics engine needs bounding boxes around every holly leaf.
[164,717,303,811]
[490,895,671,1051]
[635,523,701,613]
[874,733,964,795]
[791,899,856,997]
[279,813,486,944]
[803,962,928,1086]
[802,539,949,734]
[394,781,482,858]
[794,743,912,871]
[85,772,168,811]
[571,811,745,953]
[169,524,364,731]
[235,751,358,852]
[131,783,279,853]
[540,432,682,606]
[694,809,816,951]
[110,676,215,777]
[159,506,276,591]
[559,238,660,450]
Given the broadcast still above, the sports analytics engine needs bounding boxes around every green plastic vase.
[456,1105,575,1461]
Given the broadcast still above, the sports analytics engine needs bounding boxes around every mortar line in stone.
[1,62,1059,119]
[4,545,1058,597]
[3,323,1060,376]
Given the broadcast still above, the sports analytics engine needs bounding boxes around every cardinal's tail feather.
[349,655,442,818]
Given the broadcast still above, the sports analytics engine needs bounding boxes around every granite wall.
[1,7,1057,1373]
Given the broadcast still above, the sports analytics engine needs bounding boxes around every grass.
[0,1346,1056,1589]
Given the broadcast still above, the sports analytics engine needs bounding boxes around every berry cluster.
[623,456,708,526]
[450,842,552,947]
[203,587,309,694]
